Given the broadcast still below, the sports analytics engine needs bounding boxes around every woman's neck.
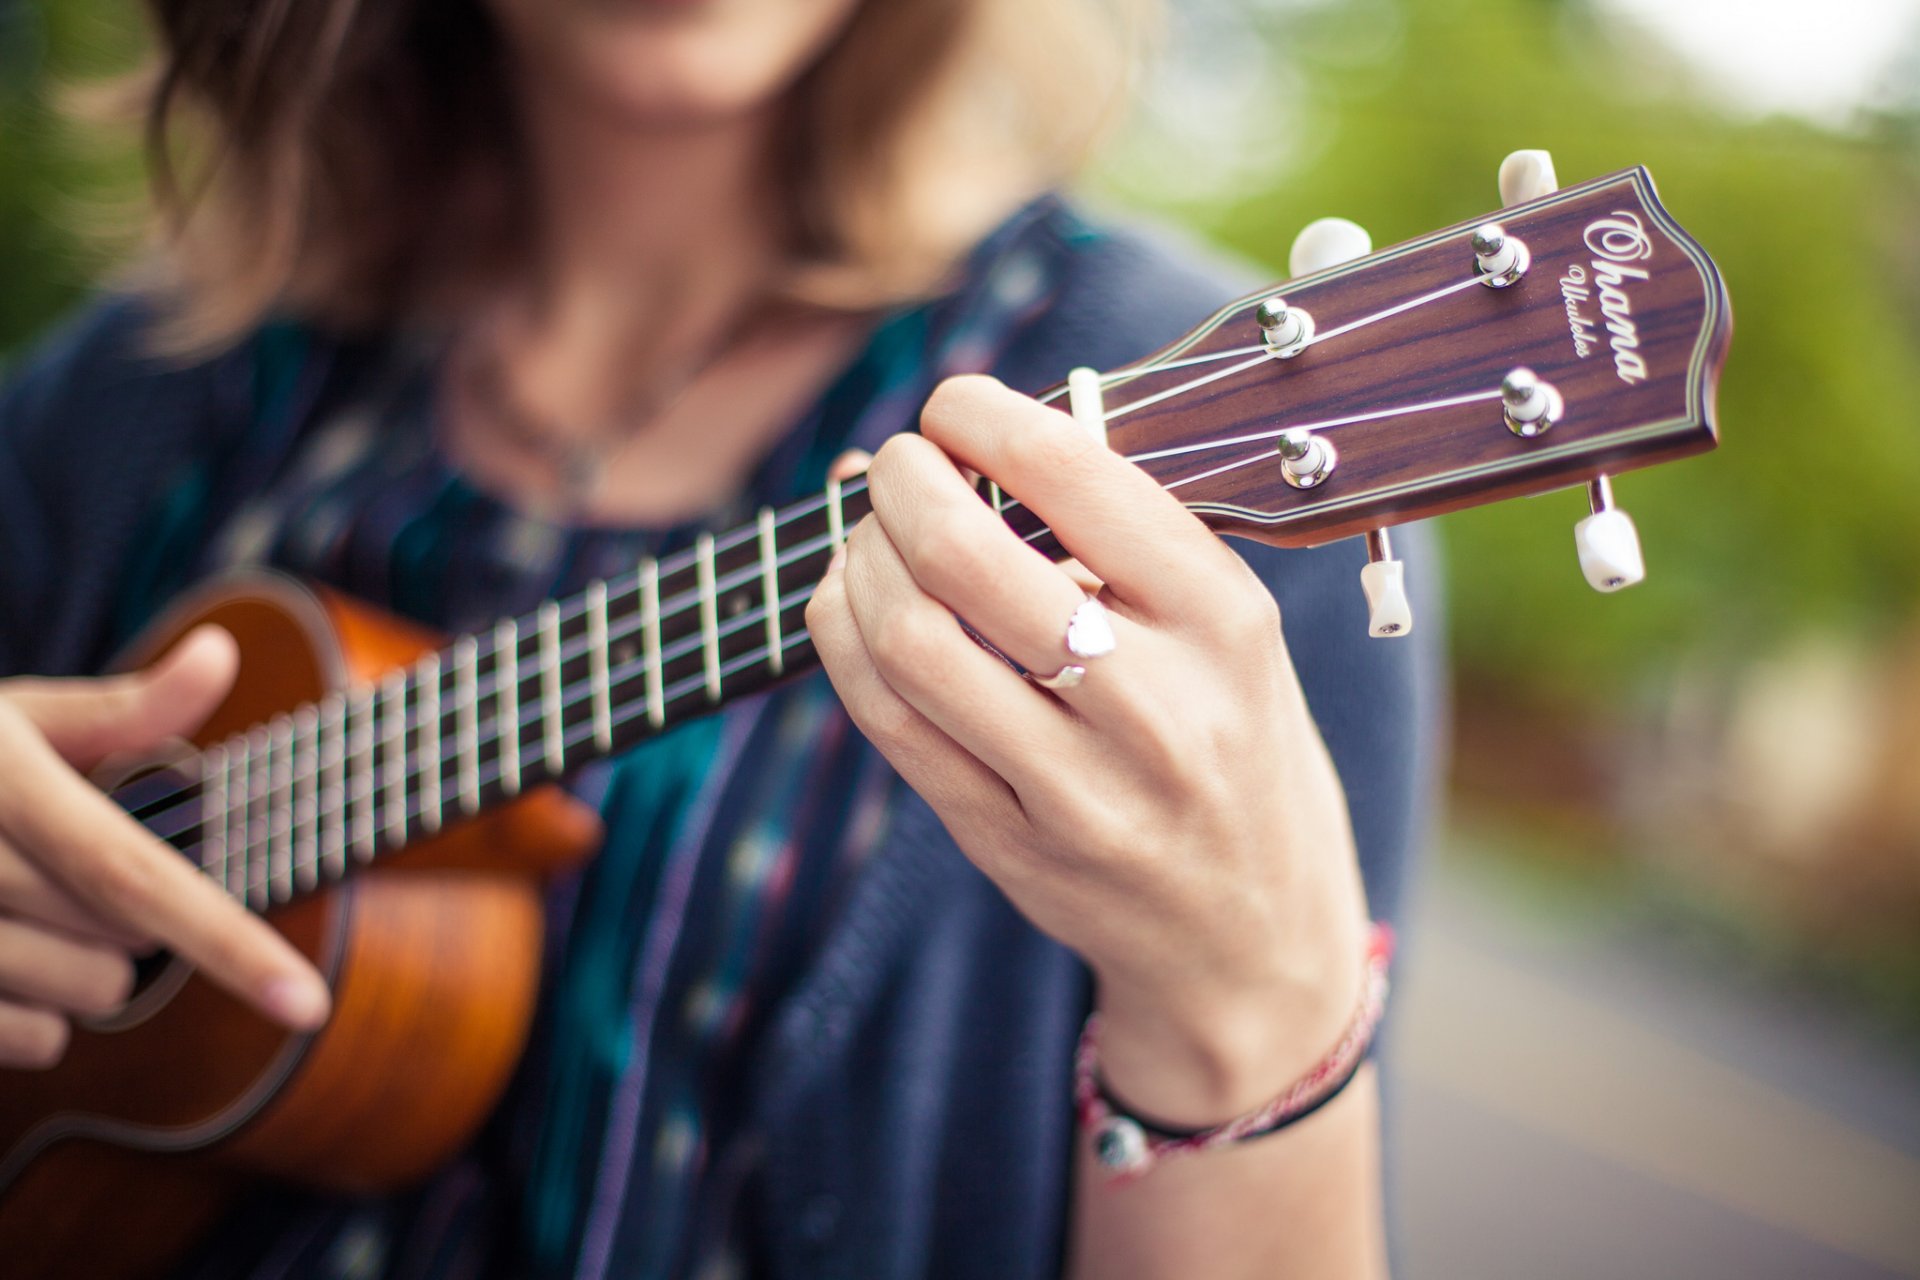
[504,77,788,407]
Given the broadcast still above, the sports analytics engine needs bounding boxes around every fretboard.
[117,475,1062,911]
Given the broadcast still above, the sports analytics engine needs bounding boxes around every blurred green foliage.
[3,0,1917,705]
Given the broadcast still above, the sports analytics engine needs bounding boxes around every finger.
[917,375,1246,624]
[840,514,1073,784]
[0,840,154,950]
[1499,149,1559,204]
[0,916,134,1017]
[0,715,331,1030]
[6,626,239,772]
[807,547,1022,830]
[827,449,872,483]
[865,434,1129,692]
[0,1001,68,1070]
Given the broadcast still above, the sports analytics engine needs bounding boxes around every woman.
[0,0,1459,1274]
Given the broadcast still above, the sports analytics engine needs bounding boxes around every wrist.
[1090,903,1370,1128]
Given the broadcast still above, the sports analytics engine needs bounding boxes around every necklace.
[445,303,766,519]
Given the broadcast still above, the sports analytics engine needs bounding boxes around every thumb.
[6,625,240,772]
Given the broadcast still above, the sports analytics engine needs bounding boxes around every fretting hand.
[808,374,1369,1121]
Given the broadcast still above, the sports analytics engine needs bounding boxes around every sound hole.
[83,755,204,1026]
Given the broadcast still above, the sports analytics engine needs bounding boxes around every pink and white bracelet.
[1076,922,1395,1179]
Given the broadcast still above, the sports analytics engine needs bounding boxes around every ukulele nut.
[1277,429,1338,489]
[1472,222,1531,287]
[1500,367,1563,438]
[1255,296,1316,359]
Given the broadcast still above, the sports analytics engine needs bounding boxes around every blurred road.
[1393,857,1920,1279]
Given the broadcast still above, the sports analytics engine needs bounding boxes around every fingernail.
[265,975,331,1029]
[826,545,847,573]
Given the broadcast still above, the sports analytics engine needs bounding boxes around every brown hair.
[136,0,1148,350]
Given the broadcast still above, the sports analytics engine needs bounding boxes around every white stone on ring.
[1064,598,1116,661]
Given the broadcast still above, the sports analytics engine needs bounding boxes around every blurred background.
[3,0,1917,1274]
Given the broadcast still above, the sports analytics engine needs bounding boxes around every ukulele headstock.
[1063,165,1730,633]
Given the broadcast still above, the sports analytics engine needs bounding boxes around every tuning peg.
[1289,217,1373,277]
[1501,367,1562,437]
[1360,529,1413,638]
[1277,428,1337,489]
[1574,476,1645,592]
[1498,149,1559,205]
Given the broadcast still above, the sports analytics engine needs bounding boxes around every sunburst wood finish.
[0,166,1728,1279]
[0,580,603,1280]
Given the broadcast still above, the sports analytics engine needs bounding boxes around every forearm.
[1067,1068,1387,1280]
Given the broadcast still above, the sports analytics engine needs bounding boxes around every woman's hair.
[134,0,1148,350]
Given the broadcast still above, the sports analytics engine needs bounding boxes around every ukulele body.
[0,574,603,1280]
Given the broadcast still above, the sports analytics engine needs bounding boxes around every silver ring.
[1031,664,1087,690]
[1027,598,1114,691]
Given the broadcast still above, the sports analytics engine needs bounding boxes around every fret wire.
[826,476,847,552]
[201,745,227,888]
[696,532,722,703]
[419,654,443,834]
[585,580,613,752]
[319,692,346,880]
[455,636,482,813]
[641,558,665,730]
[227,740,249,898]
[757,506,784,677]
[538,601,565,774]
[246,725,270,907]
[350,689,377,861]
[381,672,408,847]
[496,618,522,796]
[291,706,318,894]
[278,714,296,898]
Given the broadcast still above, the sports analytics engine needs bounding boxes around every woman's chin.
[494,0,859,128]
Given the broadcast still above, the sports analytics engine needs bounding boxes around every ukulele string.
[134,268,1500,841]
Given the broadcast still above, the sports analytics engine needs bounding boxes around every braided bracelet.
[1076,921,1395,1179]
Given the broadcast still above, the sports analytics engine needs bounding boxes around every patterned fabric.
[113,198,1089,1280]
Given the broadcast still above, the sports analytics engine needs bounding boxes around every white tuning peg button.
[1574,476,1646,592]
[1360,529,1413,638]
[1289,217,1373,277]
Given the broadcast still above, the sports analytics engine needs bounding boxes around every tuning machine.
[1255,296,1316,359]
[1472,222,1530,287]
[1501,367,1562,438]
[1574,475,1645,592]
[1276,429,1337,489]
[1360,528,1413,639]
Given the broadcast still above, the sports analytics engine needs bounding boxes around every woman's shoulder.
[986,196,1267,390]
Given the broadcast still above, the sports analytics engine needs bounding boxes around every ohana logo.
[1559,209,1653,384]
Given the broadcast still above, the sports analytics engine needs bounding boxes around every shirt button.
[800,1193,842,1245]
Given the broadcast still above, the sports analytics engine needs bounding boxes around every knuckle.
[870,606,946,674]
[920,508,984,582]
[1008,417,1095,477]
[855,694,920,748]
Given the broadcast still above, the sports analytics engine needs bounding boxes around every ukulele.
[0,165,1730,1278]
